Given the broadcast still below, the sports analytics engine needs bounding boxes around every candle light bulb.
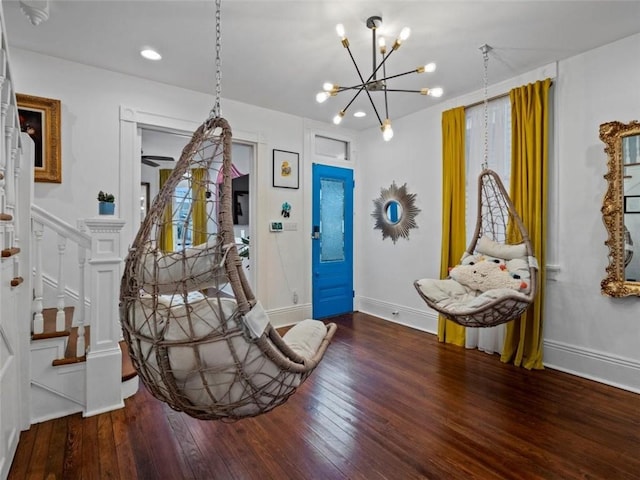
[381,119,394,141]
[316,91,330,103]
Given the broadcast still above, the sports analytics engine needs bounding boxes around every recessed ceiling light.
[140,48,162,61]
[353,111,366,118]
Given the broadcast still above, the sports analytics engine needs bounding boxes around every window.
[174,180,193,248]
[314,135,349,161]
[465,96,511,243]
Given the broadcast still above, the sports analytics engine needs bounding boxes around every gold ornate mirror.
[372,181,420,244]
[600,120,640,296]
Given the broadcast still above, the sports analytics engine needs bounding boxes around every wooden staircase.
[33,307,137,384]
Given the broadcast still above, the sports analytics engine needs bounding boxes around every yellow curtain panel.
[438,106,467,346]
[192,168,208,246]
[502,78,551,370]
[159,169,174,252]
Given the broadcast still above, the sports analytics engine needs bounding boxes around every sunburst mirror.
[372,181,421,244]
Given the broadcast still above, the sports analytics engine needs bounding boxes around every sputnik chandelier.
[316,15,443,141]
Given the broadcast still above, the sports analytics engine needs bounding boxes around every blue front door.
[312,164,354,319]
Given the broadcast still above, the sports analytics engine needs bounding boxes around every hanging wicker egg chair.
[415,169,538,328]
[414,46,538,328]
[120,117,336,420]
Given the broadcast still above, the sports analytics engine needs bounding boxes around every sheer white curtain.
[464,96,511,353]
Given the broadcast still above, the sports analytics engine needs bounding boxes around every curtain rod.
[465,80,554,109]
[465,91,509,109]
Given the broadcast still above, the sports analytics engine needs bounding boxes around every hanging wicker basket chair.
[120,117,336,420]
[414,169,538,328]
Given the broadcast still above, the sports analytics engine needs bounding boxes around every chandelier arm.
[344,45,384,125]
[339,86,384,126]
[340,87,364,110]
[384,89,428,93]
[338,49,400,94]
[382,57,389,120]
[335,82,379,92]
[374,68,426,84]
[336,66,426,92]
[365,49,397,87]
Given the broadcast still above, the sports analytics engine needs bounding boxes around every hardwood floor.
[9,312,640,479]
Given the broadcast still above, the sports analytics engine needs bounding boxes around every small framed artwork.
[273,149,299,189]
[17,93,62,183]
[624,195,640,214]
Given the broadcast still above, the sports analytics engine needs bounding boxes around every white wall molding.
[267,303,312,328]
[356,296,438,335]
[544,339,640,394]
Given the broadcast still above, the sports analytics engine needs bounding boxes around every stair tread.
[33,306,137,382]
[31,306,75,340]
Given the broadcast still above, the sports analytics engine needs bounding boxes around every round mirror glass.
[385,201,403,224]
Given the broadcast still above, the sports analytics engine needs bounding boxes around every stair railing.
[31,205,91,356]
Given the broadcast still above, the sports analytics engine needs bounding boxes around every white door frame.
[118,106,260,293]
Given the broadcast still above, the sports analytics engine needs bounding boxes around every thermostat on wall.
[270,221,283,232]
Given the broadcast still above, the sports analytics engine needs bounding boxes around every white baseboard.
[267,303,313,328]
[355,296,439,335]
[267,298,439,333]
[543,339,640,394]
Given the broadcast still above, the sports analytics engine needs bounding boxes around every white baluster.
[32,220,44,334]
[635,135,640,164]
[12,136,20,252]
[4,106,14,212]
[55,233,67,332]
[7,124,17,219]
[76,245,87,357]
[0,54,6,195]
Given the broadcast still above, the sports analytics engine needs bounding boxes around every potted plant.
[97,190,116,215]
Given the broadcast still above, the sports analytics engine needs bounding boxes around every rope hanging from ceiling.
[119,0,336,420]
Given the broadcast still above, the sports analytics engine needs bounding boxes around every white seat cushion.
[139,239,226,294]
[283,319,328,359]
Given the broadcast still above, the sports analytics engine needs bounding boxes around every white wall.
[547,32,640,391]
[11,48,356,325]
[356,33,640,393]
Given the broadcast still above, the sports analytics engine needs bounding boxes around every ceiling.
[4,1,640,131]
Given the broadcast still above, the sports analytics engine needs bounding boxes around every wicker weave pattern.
[414,169,537,328]
[120,117,336,420]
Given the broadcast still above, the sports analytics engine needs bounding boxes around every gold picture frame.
[17,93,62,183]
[599,120,640,296]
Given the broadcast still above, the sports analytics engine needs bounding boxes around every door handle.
[312,225,320,240]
